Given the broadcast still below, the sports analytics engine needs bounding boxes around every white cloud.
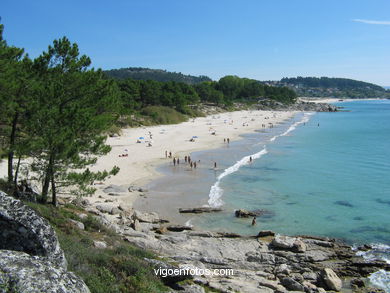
[352,19,390,25]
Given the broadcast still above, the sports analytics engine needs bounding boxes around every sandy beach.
[0,109,297,211]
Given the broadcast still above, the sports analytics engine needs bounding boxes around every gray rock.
[93,240,107,249]
[258,230,275,237]
[0,250,89,293]
[110,207,121,215]
[166,225,193,232]
[96,204,113,214]
[78,213,88,220]
[272,234,296,249]
[281,277,305,291]
[235,209,257,217]
[0,191,66,268]
[133,219,142,232]
[68,219,85,230]
[320,268,342,291]
[179,207,223,213]
[102,184,128,194]
[133,210,160,223]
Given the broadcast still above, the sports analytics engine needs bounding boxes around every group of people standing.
[166,151,199,169]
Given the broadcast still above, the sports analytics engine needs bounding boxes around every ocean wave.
[207,112,315,208]
[208,148,268,207]
[356,243,390,292]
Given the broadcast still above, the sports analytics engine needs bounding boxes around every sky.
[2,0,390,85]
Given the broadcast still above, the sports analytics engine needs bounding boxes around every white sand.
[0,109,296,209]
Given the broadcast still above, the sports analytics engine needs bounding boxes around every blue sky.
[2,0,390,85]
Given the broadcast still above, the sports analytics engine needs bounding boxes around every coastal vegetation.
[0,22,297,203]
[276,77,390,99]
[104,67,212,84]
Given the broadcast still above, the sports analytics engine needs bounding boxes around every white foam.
[184,219,193,227]
[369,270,390,292]
[207,112,314,207]
[356,243,390,292]
[208,148,268,207]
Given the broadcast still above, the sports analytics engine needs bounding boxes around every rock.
[133,210,160,223]
[102,184,128,194]
[96,204,113,214]
[0,191,66,268]
[132,219,142,232]
[110,207,121,215]
[71,197,90,208]
[271,234,296,249]
[166,225,193,232]
[155,226,168,234]
[144,258,192,285]
[78,213,88,220]
[320,268,342,291]
[350,278,365,288]
[68,219,85,230]
[0,250,90,293]
[258,230,275,237]
[293,239,307,253]
[93,240,107,249]
[179,207,223,213]
[275,264,291,275]
[280,277,305,291]
[176,283,205,293]
[235,209,257,217]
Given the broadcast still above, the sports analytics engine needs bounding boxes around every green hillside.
[277,77,390,99]
[104,67,212,84]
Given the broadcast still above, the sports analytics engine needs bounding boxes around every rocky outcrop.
[255,99,339,112]
[0,191,89,293]
[0,250,90,293]
[105,210,389,293]
[179,207,223,214]
[0,191,66,267]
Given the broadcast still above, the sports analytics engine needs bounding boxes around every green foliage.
[280,77,390,98]
[104,67,211,84]
[141,106,188,125]
[25,202,167,293]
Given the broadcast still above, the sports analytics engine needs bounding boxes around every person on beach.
[190,162,193,169]
[185,156,188,163]
[188,156,191,164]
[224,138,226,143]
[194,161,197,169]
[252,216,256,226]
[249,156,252,163]
[177,158,180,164]
[165,150,168,158]
[169,151,172,158]
[214,162,217,169]
[173,158,176,166]
[227,138,230,144]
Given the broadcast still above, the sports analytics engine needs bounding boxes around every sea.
[138,99,390,291]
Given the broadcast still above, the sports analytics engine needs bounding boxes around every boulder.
[0,191,66,268]
[179,207,223,213]
[93,240,107,249]
[235,209,257,218]
[320,268,342,291]
[68,219,85,230]
[102,184,128,194]
[280,277,305,291]
[166,225,193,232]
[271,234,296,249]
[258,230,275,237]
[132,219,142,232]
[110,207,121,215]
[133,210,160,223]
[0,250,89,293]
[96,204,113,214]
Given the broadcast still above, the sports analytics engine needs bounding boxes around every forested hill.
[277,77,390,99]
[104,67,212,84]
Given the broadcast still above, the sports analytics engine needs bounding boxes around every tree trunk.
[13,155,22,189]
[51,171,57,207]
[7,112,19,184]
[41,152,54,203]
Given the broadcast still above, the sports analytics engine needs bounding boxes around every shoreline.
[77,109,299,214]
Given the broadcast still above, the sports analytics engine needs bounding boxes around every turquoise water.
[196,100,390,246]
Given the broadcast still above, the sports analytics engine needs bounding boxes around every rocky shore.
[79,191,388,292]
[1,189,389,293]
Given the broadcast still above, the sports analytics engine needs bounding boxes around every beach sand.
[0,109,296,212]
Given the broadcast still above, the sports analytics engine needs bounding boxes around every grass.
[140,106,188,125]
[24,202,168,293]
